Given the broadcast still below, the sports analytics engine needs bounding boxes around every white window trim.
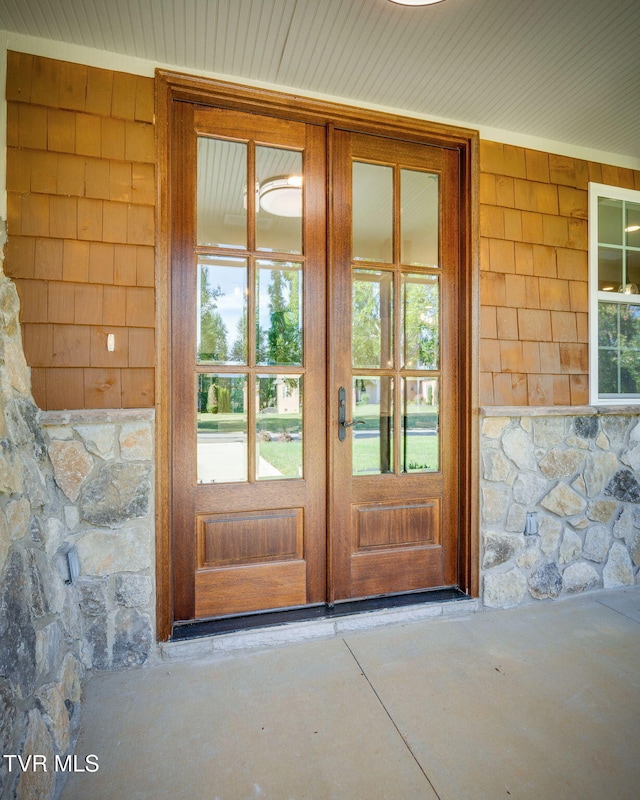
[588,181,640,405]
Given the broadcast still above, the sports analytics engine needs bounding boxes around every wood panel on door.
[171,103,327,621]
[329,130,461,601]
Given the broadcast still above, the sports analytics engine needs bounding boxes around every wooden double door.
[171,101,462,623]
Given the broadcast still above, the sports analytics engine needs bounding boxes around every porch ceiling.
[1,0,639,161]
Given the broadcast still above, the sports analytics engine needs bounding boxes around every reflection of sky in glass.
[197,257,247,357]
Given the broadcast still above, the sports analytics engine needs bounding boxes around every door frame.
[155,68,480,641]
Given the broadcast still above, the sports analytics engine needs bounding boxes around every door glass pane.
[257,261,303,365]
[256,147,303,254]
[401,170,439,266]
[352,270,393,369]
[627,250,640,290]
[402,378,439,472]
[626,202,640,248]
[598,197,622,246]
[256,375,303,480]
[197,256,247,364]
[353,162,393,263]
[197,138,247,249]
[598,247,623,292]
[402,273,439,369]
[598,302,640,395]
[197,374,247,483]
[352,377,393,475]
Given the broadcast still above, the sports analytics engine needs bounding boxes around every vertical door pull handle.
[338,386,365,440]
[338,386,346,441]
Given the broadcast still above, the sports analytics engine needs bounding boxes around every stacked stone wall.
[41,409,155,672]
[481,409,640,608]
[0,222,84,800]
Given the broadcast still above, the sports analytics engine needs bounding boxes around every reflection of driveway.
[197,441,281,483]
[197,432,246,443]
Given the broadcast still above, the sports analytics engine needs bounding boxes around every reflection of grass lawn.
[197,405,436,435]
[259,441,302,477]
[198,405,439,475]
[197,412,302,434]
[257,435,439,476]
[353,434,439,473]
[353,404,438,431]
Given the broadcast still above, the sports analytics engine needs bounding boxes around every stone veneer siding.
[40,409,155,672]
[481,407,640,608]
[0,224,84,800]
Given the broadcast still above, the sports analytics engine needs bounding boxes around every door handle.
[338,387,365,441]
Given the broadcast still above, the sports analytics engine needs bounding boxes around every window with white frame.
[589,182,640,404]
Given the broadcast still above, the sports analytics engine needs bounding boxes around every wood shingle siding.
[5,52,156,410]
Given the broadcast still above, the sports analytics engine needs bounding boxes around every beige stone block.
[119,421,153,461]
[482,417,510,439]
[516,539,541,569]
[36,683,70,754]
[563,561,600,592]
[17,710,55,800]
[482,449,513,482]
[538,448,585,480]
[76,526,151,576]
[587,500,618,524]
[6,497,31,540]
[58,652,84,705]
[539,515,563,555]
[532,416,565,447]
[503,426,536,470]
[603,542,634,588]
[74,424,116,460]
[4,337,31,395]
[540,483,586,517]
[0,446,24,494]
[559,529,582,564]
[48,439,94,502]
[483,567,527,608]
[481,485,509,524]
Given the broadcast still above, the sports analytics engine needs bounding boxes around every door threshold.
[171,588,470,642]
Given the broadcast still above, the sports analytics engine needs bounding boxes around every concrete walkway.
[61,587,640,800]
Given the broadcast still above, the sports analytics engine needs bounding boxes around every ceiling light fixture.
[625,224,640,233]
[259,175,303,217]
[388,0,447,6]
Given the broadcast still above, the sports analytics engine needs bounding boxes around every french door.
[170,102,462,623]
[329,131,460,600]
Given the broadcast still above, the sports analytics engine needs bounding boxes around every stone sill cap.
[481,404,640,418]
[40,408,155,426]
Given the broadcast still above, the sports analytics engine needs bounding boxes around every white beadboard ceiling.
[1,0,639,161]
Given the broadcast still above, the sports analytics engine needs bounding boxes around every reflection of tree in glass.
[229,309,247,364]
[258,268,301,365]
[198,374,245,416]
[598,302,640,394]
[199,265,228,361]
[405,280,439,369]
[259,376,277,411]
[352,279,381,367]
[204,378,230,414]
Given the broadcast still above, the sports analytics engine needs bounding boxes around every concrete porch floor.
[61,587,640,800]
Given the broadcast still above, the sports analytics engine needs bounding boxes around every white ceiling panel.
[1,0,639,160]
